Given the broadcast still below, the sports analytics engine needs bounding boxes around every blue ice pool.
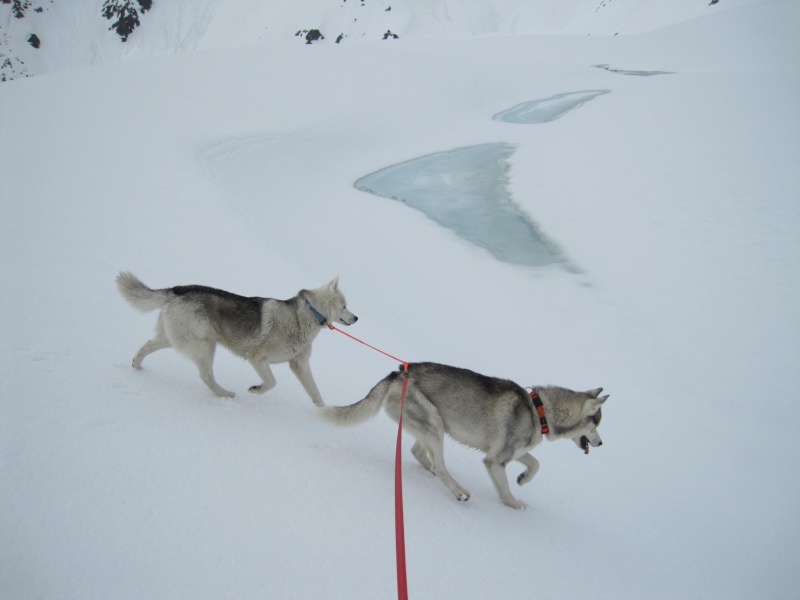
[354,143,561,267]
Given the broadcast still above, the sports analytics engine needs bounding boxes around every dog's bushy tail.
[116,272,170,312]
[317,376,394,427]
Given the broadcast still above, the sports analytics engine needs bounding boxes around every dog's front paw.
[248,384,267,394]
[517,471,534,486]
[454,489,471,502]
[503,498,528,510]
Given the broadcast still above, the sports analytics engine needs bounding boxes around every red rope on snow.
[395,363,410,600]
[326,322,407,364]
[327,324,410,600]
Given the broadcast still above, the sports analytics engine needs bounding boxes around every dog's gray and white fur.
[318,362,608,508]
[117,272,357,403]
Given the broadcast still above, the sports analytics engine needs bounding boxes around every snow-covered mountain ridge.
[1,0,766,80]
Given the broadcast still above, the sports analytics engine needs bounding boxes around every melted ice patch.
[354,143,561,268]
[593,64,674,76]
[493,90,610,124]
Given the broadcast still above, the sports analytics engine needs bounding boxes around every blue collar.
[304,297,328,326]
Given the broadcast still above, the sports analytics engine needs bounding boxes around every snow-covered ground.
[2,1,799,599]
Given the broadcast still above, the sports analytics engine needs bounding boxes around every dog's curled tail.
[317,377,392,427]
[116,271,170,312]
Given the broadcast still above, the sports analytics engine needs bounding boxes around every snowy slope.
[2,1,800,599]
[1,0,770,79]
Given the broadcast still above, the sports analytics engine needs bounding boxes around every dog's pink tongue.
[581,436,590,455]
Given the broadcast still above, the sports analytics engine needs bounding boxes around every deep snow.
[2,1,799,599]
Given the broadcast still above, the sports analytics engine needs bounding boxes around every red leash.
[326,322,406,364]
[395,364,410,600]
[328,324,410,600]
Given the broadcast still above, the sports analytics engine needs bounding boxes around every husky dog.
[116,272,357,403]
[318,362,607,509]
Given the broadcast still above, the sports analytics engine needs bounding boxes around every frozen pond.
[354,143,561,267]
[355,91,616,267]
[493,90,610,124]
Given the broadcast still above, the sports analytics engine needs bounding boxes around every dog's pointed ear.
[587,387,603,398]
[583,393,608,414]
[327,276,340,291]
[583,396,608,416]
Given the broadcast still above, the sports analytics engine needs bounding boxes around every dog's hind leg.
[411,441,434,473]
[391,390,470,502]
[418,428,470,502]
[186,341,235,398]
[289,350,324,406]
[515,453,540,487]
[132,314,171,369]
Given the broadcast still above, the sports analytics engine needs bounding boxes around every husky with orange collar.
[318,362,607,509]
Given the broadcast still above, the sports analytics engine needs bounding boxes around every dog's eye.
[592,409,602,426]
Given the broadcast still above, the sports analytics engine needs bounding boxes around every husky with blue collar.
[117,272,357,403]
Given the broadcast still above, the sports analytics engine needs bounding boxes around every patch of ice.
[593,64,674,76]
[493,90,611,124]
[354,143,562,267]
